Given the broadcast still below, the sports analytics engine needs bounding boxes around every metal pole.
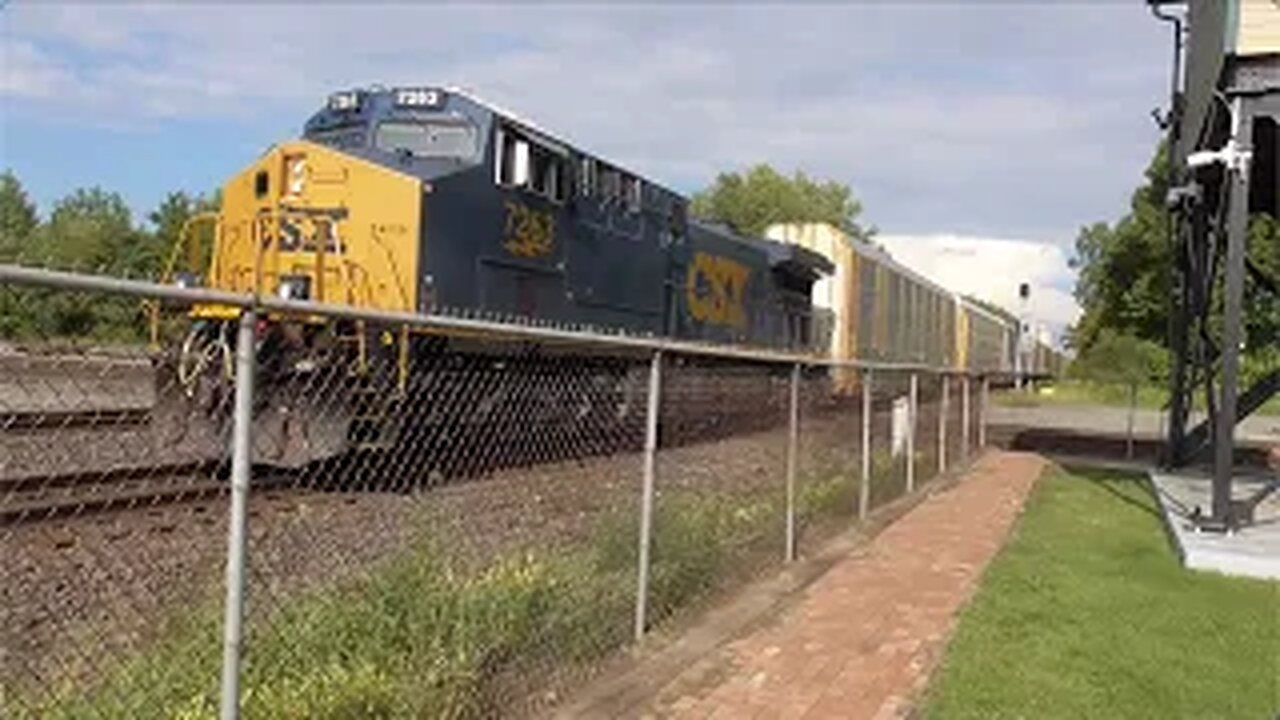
[979,376,989,448]
[907,373,917,492]
[962,375,971,461]
[634,350,663,641]
[1155,0,1188,470]
[939,374,949,474]
[785,363,800,563]
[219,309,256,720]
[859,368,872,521]
[1215,96,1250,525]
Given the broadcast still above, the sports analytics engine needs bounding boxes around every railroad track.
[1,407,152,431]
[0,380,948,528]
[0,461,232,526]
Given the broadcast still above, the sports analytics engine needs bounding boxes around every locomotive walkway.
[561,451,1046,719]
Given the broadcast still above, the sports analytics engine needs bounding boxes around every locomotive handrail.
[146,212,220,349]
[0,262,1031,377]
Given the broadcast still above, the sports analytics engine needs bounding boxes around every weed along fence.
[0,263,994,719]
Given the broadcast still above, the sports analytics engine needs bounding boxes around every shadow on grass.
[1058,464,1162,522]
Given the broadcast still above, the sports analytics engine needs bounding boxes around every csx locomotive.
[168,86,834,465]
[195,86,831,345]
[164,85,1051,467]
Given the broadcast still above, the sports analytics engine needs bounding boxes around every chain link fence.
[1,265,995,719]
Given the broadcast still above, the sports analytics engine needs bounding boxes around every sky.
[0,3,1174,344]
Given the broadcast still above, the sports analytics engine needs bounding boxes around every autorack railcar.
[764,223,1022,382]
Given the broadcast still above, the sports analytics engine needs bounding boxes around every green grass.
[996,379,1280,416]
[923,469,1279,719]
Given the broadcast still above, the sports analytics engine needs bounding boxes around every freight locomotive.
[160,85,1056,469]
[164,86,835,466]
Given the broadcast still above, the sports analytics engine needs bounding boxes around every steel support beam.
[1212,97,1250,524]
[1178,368,1280,463]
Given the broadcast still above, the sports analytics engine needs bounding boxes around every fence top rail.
[1,263,1030,377]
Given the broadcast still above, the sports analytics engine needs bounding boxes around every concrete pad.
[1149,470,1280,580]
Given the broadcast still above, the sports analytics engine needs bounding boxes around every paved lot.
[632,451,1046,719]
[987,404,1280,445]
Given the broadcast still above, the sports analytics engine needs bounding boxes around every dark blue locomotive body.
[302,86,831,352]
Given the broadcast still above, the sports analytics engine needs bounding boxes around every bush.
[1068,330,1166,388]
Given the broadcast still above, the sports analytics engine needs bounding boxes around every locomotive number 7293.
[503,200,556,259]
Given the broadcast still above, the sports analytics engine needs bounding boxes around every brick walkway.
[644,451,1046,719]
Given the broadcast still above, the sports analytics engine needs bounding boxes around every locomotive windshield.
[374,120,478,159]
[307,126,366,151]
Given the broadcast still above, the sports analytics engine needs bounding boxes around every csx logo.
[503,201,555,258]
[686,252,750,329]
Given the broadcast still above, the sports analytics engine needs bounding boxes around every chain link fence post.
[633,349,663,642]
[938,374,949,474]
[907,372,918,493]
[785,362,800,563]
[859,367,872,521]
[962,374,971,462]
[219,308,256,720]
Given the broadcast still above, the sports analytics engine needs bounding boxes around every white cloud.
[877,234,1080,347]
[0,40,75,98]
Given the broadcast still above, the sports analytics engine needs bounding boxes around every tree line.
[0,171,218,342]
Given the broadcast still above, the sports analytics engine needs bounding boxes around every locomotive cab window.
[530,148,566,202]
[579,157,597,197]
[624,176,642,213]
[375,121,477,159]
[495,126,566,203]
[598,166,620,205]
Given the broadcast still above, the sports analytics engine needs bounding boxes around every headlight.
[277,276,312,301]
[286,157,307,195]
[394,87,443,108]
[328,91,361,111]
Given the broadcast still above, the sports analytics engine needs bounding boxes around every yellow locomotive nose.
[197,140,423,318]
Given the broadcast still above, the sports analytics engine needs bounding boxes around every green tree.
[20,187,149,341]
[1071,144,1172,352]
[0,174,231,342]
[691,164,871,239]
[148,190,221,278]
[1071,142,1278,372]
[41,187,141,274]
[1069,329,1167,457]
[0,170,39,261]
[0,172,42,339]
